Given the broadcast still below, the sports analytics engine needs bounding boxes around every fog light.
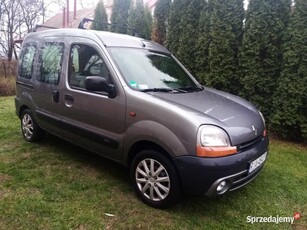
[216,180,229,194]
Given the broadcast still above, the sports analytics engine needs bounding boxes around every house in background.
[43,7,96,29]
[42,0,157,30]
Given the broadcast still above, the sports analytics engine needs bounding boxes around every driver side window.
[69,44,111,90]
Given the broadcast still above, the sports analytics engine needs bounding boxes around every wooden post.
[74,0,77,20]
[67,0,70,26]
[62,7,66,27]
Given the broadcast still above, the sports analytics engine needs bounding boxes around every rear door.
[60,38,126,160]
[32,38,65,134]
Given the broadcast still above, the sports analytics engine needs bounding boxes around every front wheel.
[21,109,44,142]
[130,150,181,208]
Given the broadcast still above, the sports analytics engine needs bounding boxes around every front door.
[60,39,126,160]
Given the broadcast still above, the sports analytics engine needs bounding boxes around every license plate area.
[249,152,267,174]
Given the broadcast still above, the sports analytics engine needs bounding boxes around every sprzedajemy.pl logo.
[246,212,301,224]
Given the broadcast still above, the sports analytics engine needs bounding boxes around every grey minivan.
[15,28,269,208]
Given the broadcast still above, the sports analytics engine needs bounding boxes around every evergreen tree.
[151,0,171,45]
[128,0,152,39]
[165,0,186,54]
[176,0,204,75]
[92,0,108,31]
[239,0,291,119]
[206,0,244,95]
[195,1,212,84]
[271,0,307,141]
[111,0,131,34]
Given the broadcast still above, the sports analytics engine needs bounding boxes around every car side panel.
[58,37,126,161]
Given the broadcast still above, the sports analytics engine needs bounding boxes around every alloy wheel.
[135,158,171,201]
[22,113,34,140]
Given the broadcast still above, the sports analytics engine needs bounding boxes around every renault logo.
[252,125,258,136]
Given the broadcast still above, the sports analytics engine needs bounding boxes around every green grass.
[0,96,306,229]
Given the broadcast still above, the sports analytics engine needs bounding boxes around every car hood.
[152,88,265,145]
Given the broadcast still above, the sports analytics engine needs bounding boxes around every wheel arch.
[18,105,30,118]
[127,140,173,168]
[124,120,189,167]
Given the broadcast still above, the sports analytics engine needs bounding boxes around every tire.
[130,150,181,208]
[21,109,45,142]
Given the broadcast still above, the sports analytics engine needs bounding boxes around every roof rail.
[33,25,58,32]
[78,18,139,37]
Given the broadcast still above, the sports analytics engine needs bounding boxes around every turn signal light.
[197,146,237,157]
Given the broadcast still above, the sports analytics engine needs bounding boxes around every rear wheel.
[130,150,181,208]
[21,109,44,142]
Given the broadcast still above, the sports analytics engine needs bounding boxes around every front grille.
[237,135,263,152]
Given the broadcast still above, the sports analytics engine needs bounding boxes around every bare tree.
[0,0,65,60]
[0,0,23,60]
[40,0,66,24]
[20,0,45,32]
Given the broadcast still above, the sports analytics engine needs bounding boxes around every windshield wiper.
[141,88,188,93]
[176,86,204,92]
[141,88,173,93]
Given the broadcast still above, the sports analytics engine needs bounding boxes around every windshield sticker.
[138,84,149,90]
[130,81,137,88]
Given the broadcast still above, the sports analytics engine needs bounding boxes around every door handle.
[64,94,74,102]
[52,91,59,103]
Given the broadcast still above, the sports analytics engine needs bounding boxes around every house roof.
[42,8,95,29]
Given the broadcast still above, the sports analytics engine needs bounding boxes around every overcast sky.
[45,0,99,20]
[45,0,249,22]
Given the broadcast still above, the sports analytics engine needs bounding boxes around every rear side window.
[38,42,64,85]
[19,43,36,79]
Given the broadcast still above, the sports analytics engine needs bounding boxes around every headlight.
[197,125,237,157]
[200,125,230,147]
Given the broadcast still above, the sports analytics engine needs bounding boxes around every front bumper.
[173,136,269,195]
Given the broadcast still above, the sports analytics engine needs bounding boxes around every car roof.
[24,28,170,54]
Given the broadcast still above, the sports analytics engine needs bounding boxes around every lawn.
[0,96,306,230]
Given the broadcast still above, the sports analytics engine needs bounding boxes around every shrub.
[0,76,16,96]
[271,0,307,142]
[0,60,17,76]
[0,60,17,96]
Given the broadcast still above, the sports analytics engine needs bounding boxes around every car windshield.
[108,48,200,91]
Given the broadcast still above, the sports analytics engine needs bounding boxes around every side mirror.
[85,76,116,98]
